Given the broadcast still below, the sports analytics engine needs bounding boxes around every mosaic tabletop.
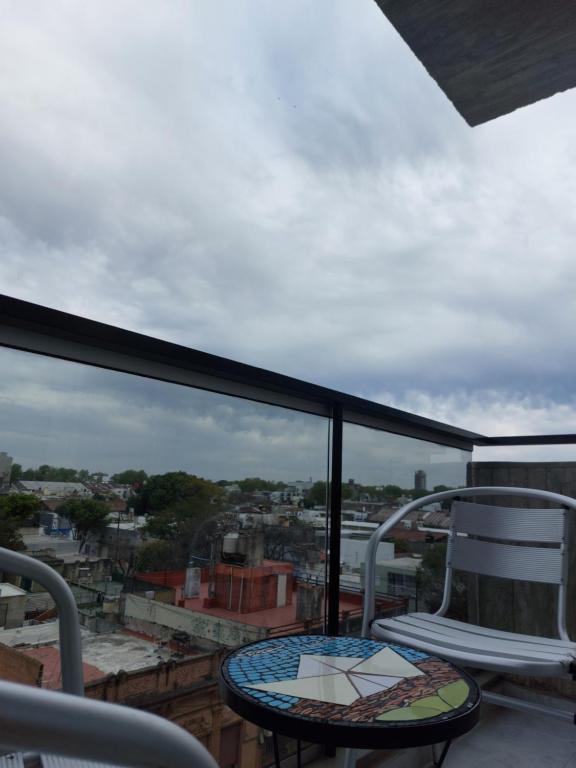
[220,635,480,749]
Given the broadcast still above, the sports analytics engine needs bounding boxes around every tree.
[382,485,404,499]
[10,463,22,482]
[409,488,430,500]
[111,469,148,486]
[304,481,353,508]
[237,478,286,493]
[393,537,410,554]
[416,543,467,619]
[18,465,92,483]
[0,494,41,551]
[137,472,224,566]
[56,498,111,552]
[135,540,179,572]
[264,519,317,564]
[306,481,328,507]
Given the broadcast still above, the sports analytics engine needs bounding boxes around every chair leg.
[341,748,356,768]
[483,690,575,722]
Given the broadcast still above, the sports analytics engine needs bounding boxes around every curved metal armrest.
[360,486,576,638]
[0,679,218,768]
[0,547,83,695]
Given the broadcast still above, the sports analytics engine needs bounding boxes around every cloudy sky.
[2,0,576,478]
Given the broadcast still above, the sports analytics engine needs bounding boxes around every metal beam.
[0,294,480,449]
[327,404,343,636]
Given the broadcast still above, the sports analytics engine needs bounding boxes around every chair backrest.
[449,500,566,583]
[0,547,83,694]
[439,498,570,638]
[361,486,576,640]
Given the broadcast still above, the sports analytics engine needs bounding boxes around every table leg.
[297,740,302,768]
[433,739,452,768]
[273,733,280,768]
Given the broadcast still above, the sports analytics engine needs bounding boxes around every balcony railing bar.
[0,294,480,450]
[475,434,576,446]
[328,403,343,635]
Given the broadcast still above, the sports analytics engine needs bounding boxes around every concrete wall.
[123,594,268,647]
[341,538,394,570]
[466,461,576,639]
[0,593,26,629]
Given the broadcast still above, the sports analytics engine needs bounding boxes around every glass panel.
[341,424,469,628]
[0,345,329,765]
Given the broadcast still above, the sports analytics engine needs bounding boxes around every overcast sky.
[2,0,576,477]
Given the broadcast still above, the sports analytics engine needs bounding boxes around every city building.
[414,469,427,491]
[0,452,12,486]
[0,584,27,629]
[15,481,92,498]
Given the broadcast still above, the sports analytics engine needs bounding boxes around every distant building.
[0,452,13,486]
[0,583,27,629]
[414,469,427,491]
[285,479,314,493]
[17,481,91,498]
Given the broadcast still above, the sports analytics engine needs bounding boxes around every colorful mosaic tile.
[222,636,474,724]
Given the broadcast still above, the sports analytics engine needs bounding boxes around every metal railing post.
[327,403,343,636]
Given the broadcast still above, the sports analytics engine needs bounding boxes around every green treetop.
[56,498,111,553]
[0,494,42,551]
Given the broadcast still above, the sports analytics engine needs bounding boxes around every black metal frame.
[2,293,576,637]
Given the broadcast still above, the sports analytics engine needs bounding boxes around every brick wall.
[211,563,293,613]
[85,647,260,768]
[0,643,42,686]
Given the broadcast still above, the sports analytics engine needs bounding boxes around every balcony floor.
[311,692,576,768]
[441,702,576,768]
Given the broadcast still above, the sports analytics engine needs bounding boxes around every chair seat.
[372,612,576,676]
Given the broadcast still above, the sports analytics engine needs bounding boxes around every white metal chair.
[0,547,217,768]
[0,678,218,768]
[361,486,576,722]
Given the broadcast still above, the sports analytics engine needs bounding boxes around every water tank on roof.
[222,532,240,554]
[183,567,200,598]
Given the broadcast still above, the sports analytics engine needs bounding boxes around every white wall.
[340,539,394,569]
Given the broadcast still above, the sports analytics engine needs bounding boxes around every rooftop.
[0,583,27,598]
[175,580,363,630]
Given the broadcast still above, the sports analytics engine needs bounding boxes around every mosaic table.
[220,635,480,756]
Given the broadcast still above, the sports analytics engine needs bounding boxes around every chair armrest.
[0,547,83,695]
[0,679,218,768]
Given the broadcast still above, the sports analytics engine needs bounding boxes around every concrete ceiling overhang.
[374,0,576,125]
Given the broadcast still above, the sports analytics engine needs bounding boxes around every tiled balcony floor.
[440,702,576,768]
[310,696,576,768]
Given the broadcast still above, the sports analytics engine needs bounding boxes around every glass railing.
[2,294,576,767]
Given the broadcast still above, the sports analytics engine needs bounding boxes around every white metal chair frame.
[0,547,217,768]
[361,486,576,723]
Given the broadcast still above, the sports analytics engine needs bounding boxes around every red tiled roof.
[22,646,105,689]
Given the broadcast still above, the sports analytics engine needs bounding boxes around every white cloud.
[1,0,576,460]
